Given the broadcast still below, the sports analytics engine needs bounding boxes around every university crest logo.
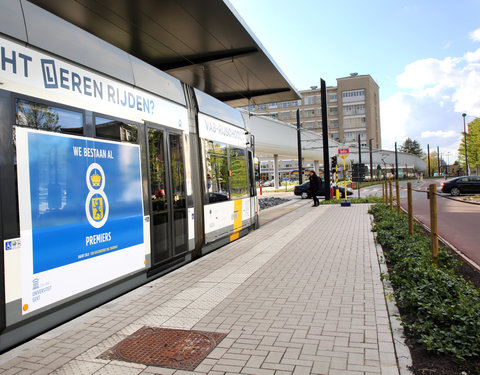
[85,163,109,228]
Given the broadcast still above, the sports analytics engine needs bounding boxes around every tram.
[0,3,258,351]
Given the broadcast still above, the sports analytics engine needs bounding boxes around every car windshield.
[444,178,460,183]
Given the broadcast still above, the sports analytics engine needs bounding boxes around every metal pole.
[437,145,440,175]
[321,78,331,200]
[427,144,431,177]
[357,134,361,198]
[369,138,373,181]
[462,113,469,175]
[296,109,303,184]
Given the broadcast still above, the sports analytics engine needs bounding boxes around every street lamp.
[445,152,451,176]
[462,113,469,175]
[369,138,373,181]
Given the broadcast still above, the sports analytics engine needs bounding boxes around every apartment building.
[239,74,382,149]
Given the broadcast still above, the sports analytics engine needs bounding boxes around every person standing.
[309,170,320,207]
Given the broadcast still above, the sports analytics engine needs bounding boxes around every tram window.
[95,116,138,143]
[15,99,83,135]
[169,134,186,209]
[205,140,229,203]
[230,148,249,199]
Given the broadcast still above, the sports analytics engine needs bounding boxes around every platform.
[0,199,407,375]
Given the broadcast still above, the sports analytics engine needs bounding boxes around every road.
[359,179,480,269]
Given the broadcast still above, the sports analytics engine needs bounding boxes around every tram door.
[147,126,188,266]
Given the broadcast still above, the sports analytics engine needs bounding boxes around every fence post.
[407,182,413,235]
[384,181,387,204]
[384,180,388,204]
[382,181,385,203]
[395,180,401,216]
[389,180,393,211]
[429,184,439,267]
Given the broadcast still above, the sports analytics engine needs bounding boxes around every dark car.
[441,176,480,196]
[208,192,229,203]
[294,181,353,199]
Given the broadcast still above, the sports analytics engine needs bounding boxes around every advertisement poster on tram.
[16,127,145,314]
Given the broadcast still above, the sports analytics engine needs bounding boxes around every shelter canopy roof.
[29,0,300,106]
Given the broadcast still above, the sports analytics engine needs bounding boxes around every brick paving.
[0,202,402,374]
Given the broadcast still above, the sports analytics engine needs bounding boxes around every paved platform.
[0,201,406,375]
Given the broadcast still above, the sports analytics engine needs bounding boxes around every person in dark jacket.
[308,170,320,207]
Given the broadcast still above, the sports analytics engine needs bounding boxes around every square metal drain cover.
[99,326,227,370]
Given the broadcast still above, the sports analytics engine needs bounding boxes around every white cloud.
[396,57,460,90]
[420,130,457,138]
[381,46,480,162]
[470,28,480,42]
[464,47,480,62]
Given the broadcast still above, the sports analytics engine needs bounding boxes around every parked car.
[261,179,274,187]
[293,181,353,199]
[441,176,480,196]
[208,192,229,203]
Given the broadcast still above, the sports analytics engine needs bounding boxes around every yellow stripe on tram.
[230,199,243,242]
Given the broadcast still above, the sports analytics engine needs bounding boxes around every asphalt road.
[360,179,480,269]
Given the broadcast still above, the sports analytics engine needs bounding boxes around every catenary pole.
[321,78,330,200]
[427,144,431,177]
[357,134,361,198]
[296,109,303,184]
[437,145,440,176]
[369,138,373,181]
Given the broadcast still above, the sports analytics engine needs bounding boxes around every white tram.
[0,2,258,351]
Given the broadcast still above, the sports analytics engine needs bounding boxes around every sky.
[228,0,480,162]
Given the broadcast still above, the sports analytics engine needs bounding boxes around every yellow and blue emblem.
[85,163,109,228]
[92,197,104,220]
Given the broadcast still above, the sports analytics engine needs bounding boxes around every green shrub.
[370,204,480,361]
[319,195,383,205]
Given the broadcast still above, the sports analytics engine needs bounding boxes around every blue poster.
[27,132,144,274]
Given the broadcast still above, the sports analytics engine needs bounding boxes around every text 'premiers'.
[86,231,111,246]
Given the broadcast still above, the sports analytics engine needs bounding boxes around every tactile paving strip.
[99,326,227,370]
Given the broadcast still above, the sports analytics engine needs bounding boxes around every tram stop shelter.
[15,0,300,107]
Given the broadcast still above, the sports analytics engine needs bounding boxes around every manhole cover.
[99,327,227,370]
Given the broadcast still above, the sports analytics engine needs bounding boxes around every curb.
[258,197,308,226]
[370,215,414,375]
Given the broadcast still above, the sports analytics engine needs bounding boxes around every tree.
[16,100,60,131]
[423,151,445,175]
[399,137,424,158]
[457,118,480,175]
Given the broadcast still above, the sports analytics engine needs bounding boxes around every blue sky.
[228,0,480,161]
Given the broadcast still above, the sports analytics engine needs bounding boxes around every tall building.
[240,74,382,149]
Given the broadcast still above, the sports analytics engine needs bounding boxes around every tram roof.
[27,0,300,107]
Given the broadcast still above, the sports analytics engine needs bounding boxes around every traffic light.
[352,163,367,182]
[331,156,337,169]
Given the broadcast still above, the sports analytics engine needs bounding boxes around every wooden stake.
[382,181,385,203]
[396,180,401,216]
[407,182,413,235]
[389,180,393,211]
